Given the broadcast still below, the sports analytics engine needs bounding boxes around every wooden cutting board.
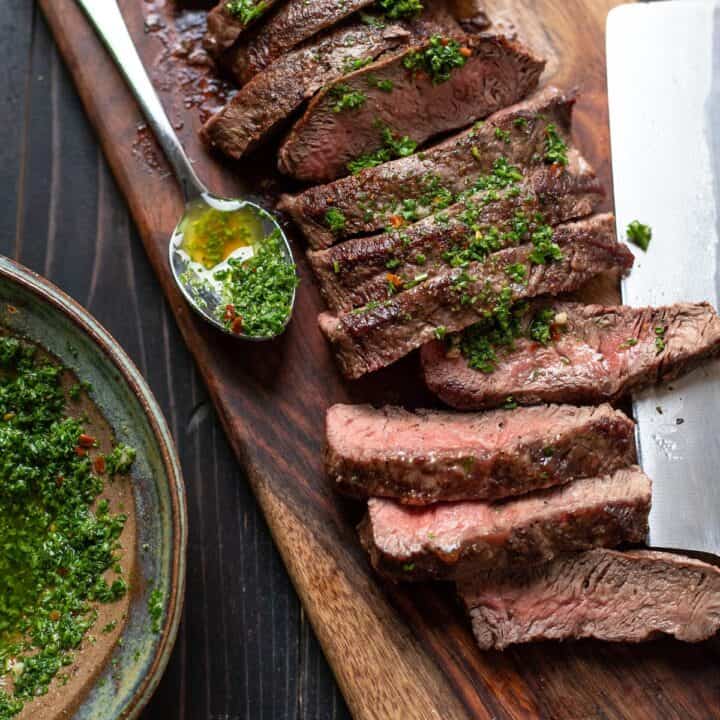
[40,1,720,718]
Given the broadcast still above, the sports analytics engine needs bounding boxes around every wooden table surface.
[0,2,350,718]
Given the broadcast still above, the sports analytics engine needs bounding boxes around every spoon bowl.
[76,0,297,341]
[169,194,296,340]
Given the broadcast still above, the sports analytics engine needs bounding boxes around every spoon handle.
[75,0,207,201]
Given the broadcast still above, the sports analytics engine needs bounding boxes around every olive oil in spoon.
[76,0,297,340]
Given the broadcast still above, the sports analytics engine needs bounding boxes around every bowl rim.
[0,255,188,719]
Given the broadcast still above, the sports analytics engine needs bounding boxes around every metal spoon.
[75,0,296,340]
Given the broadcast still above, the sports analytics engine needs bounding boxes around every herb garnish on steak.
[202,21,418,161]
[204,0,281,58]
[278,33,545,182]
[360,466,651,581]
[326,403,635,503]
[278,87,577,248]
[227,0,432,84]
[308,155,603,312]
[459,549,720,649]
[319,214,632,379]
[422,301,720,409]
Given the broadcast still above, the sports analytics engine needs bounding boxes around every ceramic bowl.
[0,256,187,719]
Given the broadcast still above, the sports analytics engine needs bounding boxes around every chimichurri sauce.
[0,336,135,719]
[179,204,298,338]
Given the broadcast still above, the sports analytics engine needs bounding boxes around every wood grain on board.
[38,1,720,718]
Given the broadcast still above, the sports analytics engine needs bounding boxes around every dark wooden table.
[0,2,350,718]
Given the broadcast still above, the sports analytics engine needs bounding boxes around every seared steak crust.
[326,403,636,504]
[278,33,545,182]
[459,549,720,649]
[204,0,283,58]
[319,214,633,379]
[279,87,574,248]
[360,466,651,581]
[422,301,720,409]
[308,157,603,312]
[228,0,384,84]
[202,22,414,160]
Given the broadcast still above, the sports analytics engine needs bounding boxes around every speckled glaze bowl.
[0,256,187,719]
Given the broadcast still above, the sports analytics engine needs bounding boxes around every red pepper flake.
[78,433,96,448]
[386,273,404,289]
[230,316,244,335]
[75,446,87,457]
[58,567,68,577]
[223,304,237,322]
[389,215,404,229]
[459,46,472,58]
[49,610,61,622]
[440,37,449,46]
[94,456,106,474]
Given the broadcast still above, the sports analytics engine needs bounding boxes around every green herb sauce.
[626,220,652,251]
[376,0,424,19]
[215,231,299,338]
[403,36,470,84]
[224,0,268,25]
[0,338,134,718]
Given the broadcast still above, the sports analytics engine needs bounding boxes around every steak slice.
[308,156,603,312]
[204,0,282,58]
[326,403,635,504]
[227,1,461,84]
[319,214,633,379]
[228,0,379,83]
[422,301,720,409]
[278,33,545,182]
[278,86,574,248]
[360,466,651,581]
[201,22,415,160]
[459,549,720,649]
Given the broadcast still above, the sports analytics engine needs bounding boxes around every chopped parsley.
[366,76,394,92]
[494,127,511,144]
[325,208,347,233]
[528,225,564,265]
[626,220,652,251]
[655,326,666,354]
[148,589,163,634]
[0,337,133,714]
[224,0,267,24]
[215,231,299,337]
[343,56,374,73]
[377,0,424,18]
[347,127,417,174]
[529,308,556,345]
[505,262,527,283]
[544,123,568,166]
[403,36,469,84]
[329,84,367,113]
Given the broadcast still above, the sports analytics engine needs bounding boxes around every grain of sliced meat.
[202,22,415,160]
[319,214,633,379]
[326,403,635,504]
[279,86,574,248]
[278,33,545,182]
[459,549,720,649]
[308,157,603,312]
[422,301,720,409]
[204,0,282,58]
[360,466,651,581]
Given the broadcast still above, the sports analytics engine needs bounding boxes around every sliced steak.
[309,157,603,312]
[228,0,376,84]
[204,0,282,58]
[279,86,574,248]
[459,549,720,649]
[422,301,720,409]
[202,22,415,160]
[360,466,651,581]
[319,214,633,379]
[278,33,545,182]
[327,403,635,504]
